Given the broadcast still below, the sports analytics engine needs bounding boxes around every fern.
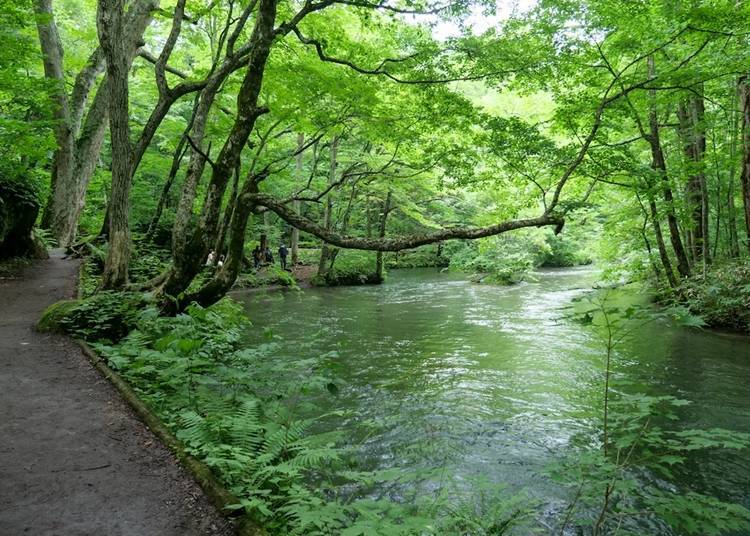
[97,298,538,535]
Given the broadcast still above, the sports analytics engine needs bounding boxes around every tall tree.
[34,0,156,246]
[647,56,691,278]
[740,76,750,252]
[97,0,132,288]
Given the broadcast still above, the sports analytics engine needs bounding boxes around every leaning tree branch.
[290,27,522,84]
[155,0,186,95]
[245,191,564,251]
[187,136,215,168]
[333,0,454,15]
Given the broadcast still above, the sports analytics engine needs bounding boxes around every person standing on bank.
[278,244,288,270]
[252,245,262,270]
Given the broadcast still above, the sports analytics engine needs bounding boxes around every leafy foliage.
[553,293,750,535]
[678,261,750,332]
[59,291,147,342]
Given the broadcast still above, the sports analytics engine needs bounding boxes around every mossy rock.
[313,270,382,287]
[37,299,81,333]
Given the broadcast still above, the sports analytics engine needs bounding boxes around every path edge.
[73,262,264,536]
[74,339,265,536]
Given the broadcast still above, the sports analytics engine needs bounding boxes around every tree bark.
[161,0,278,301]
[693,94,710,266]
[648,56,690,278]
[327,182,358,273]
[727,80,741,258]
[35,0,157,246]
[290,133,304,265]
[98,0,133,289]
[34,0,75,244]
[246,192,563,251]
[317,136,338,278]
[740,76,750,252]
[375,190,392,282]
[646,193,678,288]
[677,100,707,266]
[214,162,241,258]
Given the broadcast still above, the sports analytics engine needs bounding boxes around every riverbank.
[0,251,233,535]
[33,262,750,534]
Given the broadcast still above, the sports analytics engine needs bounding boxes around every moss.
[312,270,382,287]
[37,299,81,333]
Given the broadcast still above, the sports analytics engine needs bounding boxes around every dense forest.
[3,0,750,533]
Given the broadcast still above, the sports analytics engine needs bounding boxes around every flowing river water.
[238,267,750,530]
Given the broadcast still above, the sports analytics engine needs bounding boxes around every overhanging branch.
[245,191,564,251]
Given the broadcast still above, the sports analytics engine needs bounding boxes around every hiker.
[278,244,288,270]
[252,246,262,269]
[217,255,225,268]
[264,247,274,264]
[205,250,216,266]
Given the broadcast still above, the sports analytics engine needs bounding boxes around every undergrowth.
[676,260,750,332]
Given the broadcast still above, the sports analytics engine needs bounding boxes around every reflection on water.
[238,267,750,517]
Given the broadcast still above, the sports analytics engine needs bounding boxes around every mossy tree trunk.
[375,190,392,282]
[98,0,133,289]
[34,0,156,247]
[317,136,338,279]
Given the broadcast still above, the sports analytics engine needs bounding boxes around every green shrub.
[678,260,750,332]
[235,267,298,289]
[37,299,81,333]
[316,249,381,287]
[540,233,593,267]
[386,245,448,269]
[448,239,533,285]
[59,291,147,342]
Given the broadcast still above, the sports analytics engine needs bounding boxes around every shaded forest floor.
[0,250,234,535]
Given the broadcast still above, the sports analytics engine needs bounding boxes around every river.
[238,267,750,532]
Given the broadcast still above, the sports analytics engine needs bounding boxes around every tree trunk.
[327,183,357,273]
[647,194,678,288]
[648,56,690,278]
[146,139,189,241]
[317,136,338,279]
[34,0,75,245]
[691,94,710,266]
[739,76,750,252]
[179,190,257,310]
[34,0,156,246]
[214,162,241,258]
[161,0,278,302]
[98,0,133,289]
[677,101,705,265]
[375,190,393,282]
[728,80,741,258]
[290,133,304,265]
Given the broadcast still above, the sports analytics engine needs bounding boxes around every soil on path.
[0,250,234,536]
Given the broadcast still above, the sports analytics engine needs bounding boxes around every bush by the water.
[235,266,298,289]
[678,260,750,332]
[386,244,448,269]
[314,249,382,286]
[445,229,592,285]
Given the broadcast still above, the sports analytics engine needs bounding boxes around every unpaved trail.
[0,250,234,536]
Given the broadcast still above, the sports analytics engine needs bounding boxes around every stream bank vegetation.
[6,0,750,531]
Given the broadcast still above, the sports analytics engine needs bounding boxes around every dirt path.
[0,250,234,536]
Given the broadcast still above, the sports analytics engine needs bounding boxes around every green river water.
[238,267,750,530]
